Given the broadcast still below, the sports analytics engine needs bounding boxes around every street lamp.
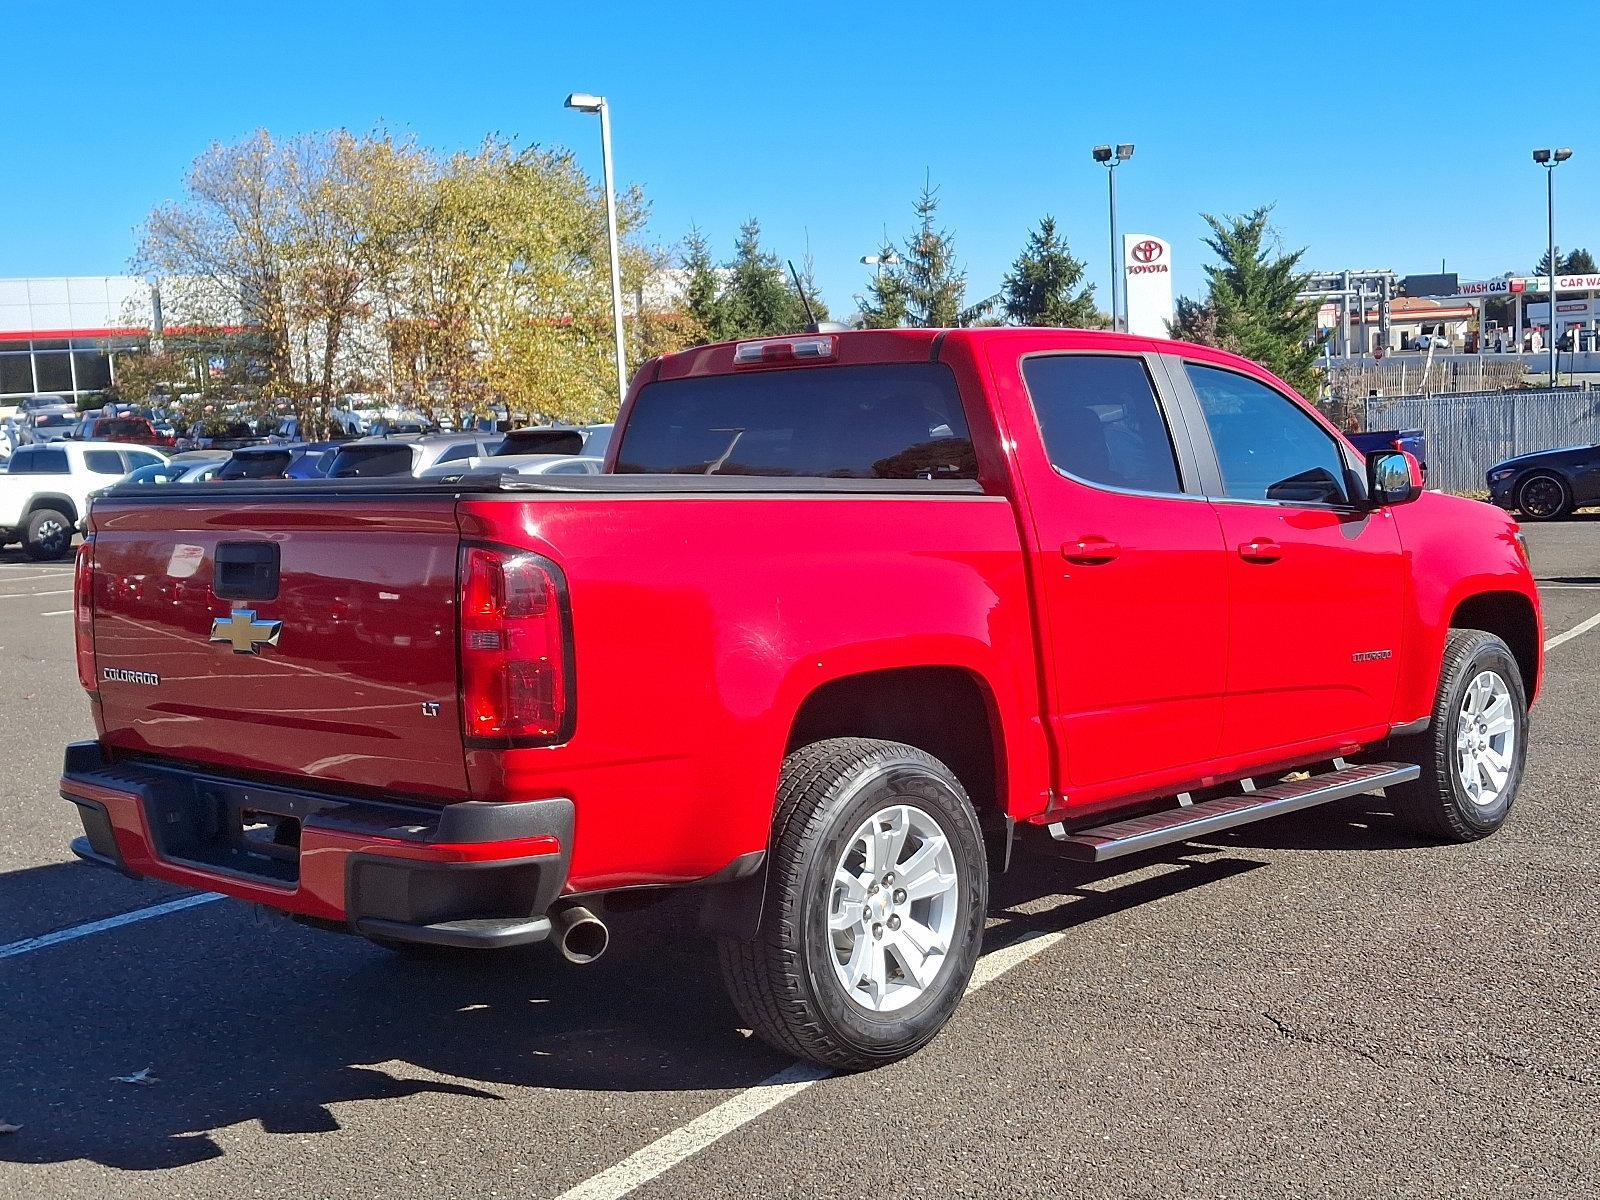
[1532,146,1573,384]
[860,252,901,282]
[1093,143,1135,332]
[566,92,628,406]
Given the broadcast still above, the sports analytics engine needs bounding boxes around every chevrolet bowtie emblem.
[210,608,283,654]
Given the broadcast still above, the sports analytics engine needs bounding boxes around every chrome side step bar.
[1046,761,1420,862]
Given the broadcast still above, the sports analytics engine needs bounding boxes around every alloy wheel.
[1455,670,1517,807]
[828,803,960,1013]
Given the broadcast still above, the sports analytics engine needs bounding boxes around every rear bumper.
[61,741,573,949]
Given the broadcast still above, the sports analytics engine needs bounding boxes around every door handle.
[1238,537,1283,563]
[1062,536,1121,564]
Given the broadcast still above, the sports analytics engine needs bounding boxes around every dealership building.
[0,276,157,404]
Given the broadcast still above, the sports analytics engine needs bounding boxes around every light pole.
[1093,143,1134,332]
[1532,146,1573,384]
[860,252,902,282]
[567,92,628,405]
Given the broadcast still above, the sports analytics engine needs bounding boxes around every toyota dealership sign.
[1122,233,1174,337]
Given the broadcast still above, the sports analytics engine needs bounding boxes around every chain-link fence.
[1361,387,1600,495]
[1326,358,1526,406]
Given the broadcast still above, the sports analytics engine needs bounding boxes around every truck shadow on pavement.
[0,813,1398,1172]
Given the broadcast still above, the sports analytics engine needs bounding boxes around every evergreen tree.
[1533,246,1596,276]
[1001,215,1107,328]
[721,218,810,337]
[861,184,975,328]
[902,184,967,327]
[859,242,910,329]
[1190,206,1321,398]
[681,226,729,344]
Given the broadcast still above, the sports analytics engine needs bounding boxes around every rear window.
[498,429,585,457]
[219,451,293,480]
[32,412,69,428]
[327,444,417,477]
[7,447,69,474]
[615,363,976,479]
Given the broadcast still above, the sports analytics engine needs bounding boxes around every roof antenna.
[788,259,845,334]
[787,259,819,330]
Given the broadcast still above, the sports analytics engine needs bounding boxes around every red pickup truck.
[63,328,1541,1070]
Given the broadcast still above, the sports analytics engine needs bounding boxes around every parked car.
[1348,428,1428,483]
[325,432,503,478]
[1,440,167,558]
[217,441,343,481]
[1487,443,1600,520]
[19,405,80,444]
[177,419,274,452]
[494,423,613,459]
[416,453,604,481]
[66,327,1541,1070]
[116,451,232,487]
[72,414,177,449]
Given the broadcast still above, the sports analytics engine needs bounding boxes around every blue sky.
[4,1,1592,314]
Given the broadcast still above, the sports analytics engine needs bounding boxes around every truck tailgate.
[88,496,469,800]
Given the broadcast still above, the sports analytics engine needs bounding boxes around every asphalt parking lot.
[1,521,1597,1200]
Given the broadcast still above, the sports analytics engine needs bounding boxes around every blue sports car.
[1487,443,1600,520]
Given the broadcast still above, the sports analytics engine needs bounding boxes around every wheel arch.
[1449,590,1540,699]
[701,664,1013,941]
[25,493,79,523]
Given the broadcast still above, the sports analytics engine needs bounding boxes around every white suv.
[0,442,168,559]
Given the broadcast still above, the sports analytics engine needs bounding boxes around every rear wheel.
[1515,472,1572,521]
[718,738,987,1071]
[1389,629,1528,841]
[23,508,73,561]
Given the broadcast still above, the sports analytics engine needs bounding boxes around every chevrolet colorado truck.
[62,328,1541,1070]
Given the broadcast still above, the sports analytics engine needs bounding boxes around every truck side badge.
[421,702,441,718]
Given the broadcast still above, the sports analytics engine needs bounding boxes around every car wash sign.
[1457,277,1525,296]
[1123,234,1174,338]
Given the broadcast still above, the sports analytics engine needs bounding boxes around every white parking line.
[555,927,1066,1200]
[41,609,73,617]
[0,589,71,600]
[0,893,223,961]
[1545,610,1600,652]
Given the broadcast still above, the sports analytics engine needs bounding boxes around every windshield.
[614,363,976,479]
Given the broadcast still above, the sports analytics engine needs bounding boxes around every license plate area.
[146,780,326,887]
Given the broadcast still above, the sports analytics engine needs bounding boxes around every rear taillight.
[74,540,96,693]
[458,544,572,746]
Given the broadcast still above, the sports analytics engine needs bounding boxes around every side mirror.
[1368,450,1422,506]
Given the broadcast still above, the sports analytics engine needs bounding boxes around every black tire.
[1515,472,1572,521]
[23,508,74,561]
[718,738,987,1071]
[1388,629,1528,841]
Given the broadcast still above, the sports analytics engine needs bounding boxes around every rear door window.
[616,363,976,479]
[1184,364,1350,506]
[1020,355,1183,494]
[85,450,127,474]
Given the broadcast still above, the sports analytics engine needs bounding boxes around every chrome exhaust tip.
[552,904,609,964]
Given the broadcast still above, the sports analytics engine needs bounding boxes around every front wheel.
[718,738,988,1071]
[1515,472,1572,521]
[1389,629,1528,841]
